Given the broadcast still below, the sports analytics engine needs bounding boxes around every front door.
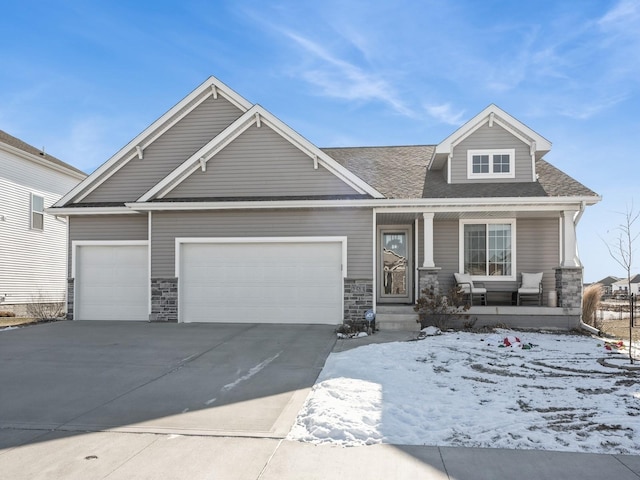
[378,227,412,303]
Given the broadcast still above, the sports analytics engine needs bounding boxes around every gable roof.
[139,104,384,201]
[431,104,552,170]
[593,276,621,286]
[613,274,640,285]
[48,77,599,213]
[54,75,252,207]
[0,129,85,178]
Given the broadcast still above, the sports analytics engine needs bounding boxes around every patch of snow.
[288,330,640,454]
[420,326,441,337]
[0,326,19,332]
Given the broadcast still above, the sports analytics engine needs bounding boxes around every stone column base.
[67,278,74,320]
[150,277,178,322]
[555,267,583,309]
[344,278,373,324]
[417,267,442,297]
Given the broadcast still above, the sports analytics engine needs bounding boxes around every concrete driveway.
[0,321,335,438]
[3,322,640,480]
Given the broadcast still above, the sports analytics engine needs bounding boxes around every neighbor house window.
[31,193,44,230]
[460,220,515,279]
[467,149,515,179]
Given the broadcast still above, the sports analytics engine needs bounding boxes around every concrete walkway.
[1,430,639,479]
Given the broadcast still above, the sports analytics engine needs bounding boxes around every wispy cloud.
[599,0,640,26]
[278,29,415,117]
[556,93,629,120]
[423,103,465,126]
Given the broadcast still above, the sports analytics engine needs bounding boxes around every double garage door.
[179,241,343,324]
[75,240,343,324]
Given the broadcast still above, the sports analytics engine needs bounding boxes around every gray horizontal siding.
[68,214,148,276]
[433,217,559,301]
[151,209,373,278]
[83,96,244,203]
[451,123,532,183]
[166,124,358,198]
[516,217,559,298]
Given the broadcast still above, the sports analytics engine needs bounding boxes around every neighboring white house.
[0,130,86,315]
[611,274,640,297]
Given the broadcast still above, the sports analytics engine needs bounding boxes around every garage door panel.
[181,241,342,324]
[76,245,148,321]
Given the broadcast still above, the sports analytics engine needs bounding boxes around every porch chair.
[517,272,543,305]
[454,273,487,306]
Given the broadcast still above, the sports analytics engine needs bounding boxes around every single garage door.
[180,240,343,324]
[75,244,148,320]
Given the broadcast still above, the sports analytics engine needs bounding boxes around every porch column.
[422,212,435,268]
[560,210,580,267]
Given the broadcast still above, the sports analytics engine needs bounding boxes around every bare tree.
[603,202,639,364]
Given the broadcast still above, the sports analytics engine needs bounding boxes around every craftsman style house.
[51,76,600,329]
[0,130,86,315]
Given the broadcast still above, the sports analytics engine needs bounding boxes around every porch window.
[467,149,515,179]
[460,220,515,279]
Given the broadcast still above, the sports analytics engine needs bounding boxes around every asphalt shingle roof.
[0,129,85,176]
[322,145,434,199]
[322,145,598,199]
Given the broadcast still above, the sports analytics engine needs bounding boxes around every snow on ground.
[288,330,640,454]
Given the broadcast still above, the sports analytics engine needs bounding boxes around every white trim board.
[174,236,348,278]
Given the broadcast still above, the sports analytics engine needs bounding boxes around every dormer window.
[467,149,515,179]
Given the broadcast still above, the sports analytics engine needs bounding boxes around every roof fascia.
[45,206,137,215]
[54,76,252,207]
[0,142,86,180]
[140,105,384,201]
[433,104,552,161]
[124,195,601,212]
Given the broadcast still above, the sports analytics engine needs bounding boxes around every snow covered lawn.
[288,330,640,454]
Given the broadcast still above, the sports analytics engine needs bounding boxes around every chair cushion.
[521,272,543,289]
[518,287,540,294]
[471,287,487,294]
[454,273,474,286]
[454,273,474,293]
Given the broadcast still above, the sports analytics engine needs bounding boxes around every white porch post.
[560,210,580,267]
[422,212,435,268]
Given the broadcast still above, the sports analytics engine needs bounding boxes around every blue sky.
[1,0,639,282]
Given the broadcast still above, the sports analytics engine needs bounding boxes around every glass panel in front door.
[382,232,407,296]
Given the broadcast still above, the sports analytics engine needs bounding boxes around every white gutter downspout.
[573,201,600,335]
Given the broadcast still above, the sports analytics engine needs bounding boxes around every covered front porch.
[373,203,586,331]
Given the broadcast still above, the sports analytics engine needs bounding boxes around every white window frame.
[459,219,516,281]
[31,193,45,230]
[467,149,515,179]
